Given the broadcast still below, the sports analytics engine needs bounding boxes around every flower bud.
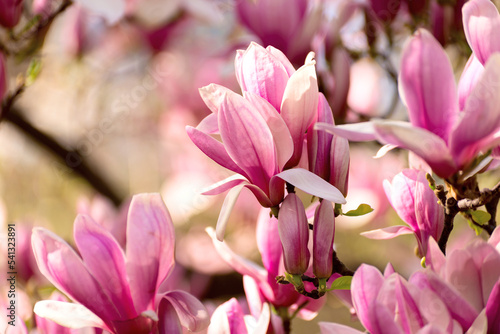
[0,0,23,28]
[278,193,310,275]
[313,200,335,279]
[329,135,349,197]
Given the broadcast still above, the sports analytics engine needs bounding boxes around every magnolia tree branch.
[3,107,124,206]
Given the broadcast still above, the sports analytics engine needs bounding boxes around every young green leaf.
[470,210,491,225]
[343,204,374,217]
[327,276,352,291]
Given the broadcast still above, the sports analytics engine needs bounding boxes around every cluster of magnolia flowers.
[2,0,500,333]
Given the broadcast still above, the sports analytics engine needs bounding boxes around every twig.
[3,107,124,206]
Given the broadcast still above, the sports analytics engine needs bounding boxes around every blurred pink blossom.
[0,0,23,28]
[207,298,270,334]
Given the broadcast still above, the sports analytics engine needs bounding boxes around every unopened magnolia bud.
[0,0,23,28]
[330,136,349,197]
[313,200,335,279]
[278,193,310,275]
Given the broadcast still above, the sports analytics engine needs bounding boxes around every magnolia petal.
[450,54,500,168]
[274,168,346,204]
[31,228,117,320]
[399,29,457,141]
[373,121,457,178]
[202,175,248,196]
[206,227,268,282]
[248,302,270,334]
[236,42,290,111]
[351,264,384,333]
[485,281,500,332]
[161,291,210,332]
[462,0,500,65]
[281,59,319,166]
[126,194,175,312]
[199,84,235,116]
[186,126,247,176]
[425,237,446,274]
[255,208,282,277]
[196,113,219,134]
[75,0,125,24]
[158,298,183,334]
[312,200,335,278]
[374,144,397,159]
[34,301,107,330]
[319,322,364,334]
[218,90,277,190]
[314,122,377,141]
[394,277,425,332]
[457,55,484,111]
[266,46,295,76]
[74,215,137,319]
[308,93,334,179]
[244,91,294,171]
[216,184,245,241]
[361,225,414,239]
[243,275,265,319]
[466,309,488,334]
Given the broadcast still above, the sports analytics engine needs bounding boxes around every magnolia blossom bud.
[0,0,23,28]
[278,193,310,275]
[330,136,349,197]
[313,200,335,279]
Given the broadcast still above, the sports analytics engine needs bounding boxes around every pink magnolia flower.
[32,193,209,334]
[206,207,326,326]
[312,200,335,279]
[362,169,444,257]
[0,0,23,28]
[316,28,500,179]
[319,264,469,334]
[188,42,345,240]
[207,298,270,334]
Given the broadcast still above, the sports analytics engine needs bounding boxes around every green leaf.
[467,219,483,236]
[470,210,491,225]
[327,276,352,291]
[343,204,374,217]
[26,58,42,86]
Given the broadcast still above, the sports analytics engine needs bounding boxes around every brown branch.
[3,107,124,206]
[438,197,458,254]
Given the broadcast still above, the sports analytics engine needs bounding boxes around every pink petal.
[218,90,277,191]
[196,113,219,134]
[235,42,290,111]
[199,83,235,115]
[266,46,295,77]
[251,302,271,334]
[313,200,335,278]
[450,54,500,168]
[466,310,488,334]
[329,135,350,196]
[425,237,446,274]
[274,168,346,204]
[186,126,247,177]
[74,215,137,319]
[33,301,107,330]
[206,227,268,283]
[209,298,247,334]
[394,277,425,332]
[161,290,210,332]
[157,297,183,334]
[361,225,413,239]
[486,281,500,332]
[202,175,248,196]
[399,29,458,142]
[126,193,175,312]
[244,91,294,171]
[314,122,377,141]
[256,208,282,277]
[457,55,484,111]
[372,121,457,178]
[462,0,500,65]
[351,264,384,332]
[243,275,265,319]
[31,228,119,321]
[319,322,364,334]
[216,184,244,241]
[280,57,319,166]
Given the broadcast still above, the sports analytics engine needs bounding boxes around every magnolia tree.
[1,0,500,333]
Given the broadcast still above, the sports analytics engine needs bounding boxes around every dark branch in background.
[2,107,124,206]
